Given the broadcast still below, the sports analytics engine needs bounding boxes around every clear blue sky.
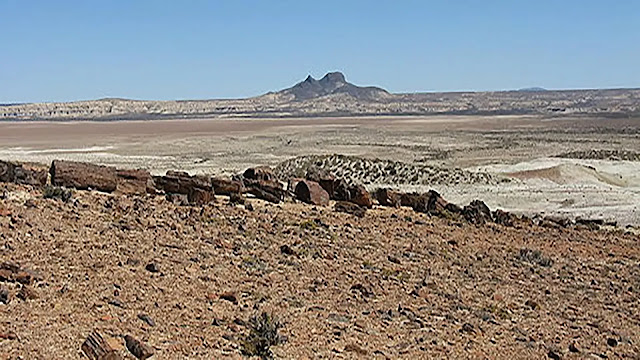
[1,0,639,103]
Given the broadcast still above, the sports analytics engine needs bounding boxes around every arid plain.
[0,114,638,226]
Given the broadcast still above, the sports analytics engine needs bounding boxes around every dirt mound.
[507,163,627,186]
[556,149,640,161]
[274,154,500,187]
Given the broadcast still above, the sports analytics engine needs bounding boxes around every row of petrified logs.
[0,159,508,224]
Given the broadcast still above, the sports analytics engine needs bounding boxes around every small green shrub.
[43,185,72,202]
[241,312,283,359]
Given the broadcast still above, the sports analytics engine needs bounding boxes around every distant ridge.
[1,74,639,120]
[518,87,548,92]
[277,72,389,100]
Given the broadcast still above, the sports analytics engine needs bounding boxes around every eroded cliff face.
[2,73,639,120]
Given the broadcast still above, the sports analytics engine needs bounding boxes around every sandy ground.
[0,115,638,224]
[1,185,639,359]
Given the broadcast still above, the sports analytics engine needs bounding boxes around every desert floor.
[0,115,638,225]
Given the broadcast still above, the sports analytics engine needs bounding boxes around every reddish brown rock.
[124,335,154,360]
[463,200,493,224]
[332,179,352,201]
[493,209,515,226]
[306,167,337,196]
[287,177,305,193]
[0,160,47,186]
[50,160,117,192]
[244,179,285,203]
[374,188,402,207]
[349,185,373,208]
[335,201,367,217]
[154,171,214,205]
[411,190,450,215]
[116,168,154,195]
[211,177,244,196]
[243,166,277,182]
[295,180,330,206]
[81,331,123,360]
[399,192,423,208]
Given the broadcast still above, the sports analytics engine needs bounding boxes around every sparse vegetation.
[42,185,72,202]
[517,248,553,267]
[241,312,284,360]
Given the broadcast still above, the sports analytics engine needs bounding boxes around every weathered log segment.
[154,171,215,205]
[50,160,118,192]
[0,160,47,186]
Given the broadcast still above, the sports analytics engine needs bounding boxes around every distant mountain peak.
[277,72,388,101]
[320,71,346,84]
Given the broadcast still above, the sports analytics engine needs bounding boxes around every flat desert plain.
[0,115,638,225]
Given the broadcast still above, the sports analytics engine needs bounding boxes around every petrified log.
[81,331,123,360]
[373,188,402,207]
[0,160,47,186]
[348,184,373,208]
[50,160,117,192]
[493,209,515,227]
[243,166,277,182]
[154,171,214,205]
[306,167,336,196]
[295,180,330,206]
[116,169,154,195]
[462,200,493,224]
[332,179,352,201]
[124,335,154,360]
[243,179,285,203]
[411,190,449,215]
[211,177,244,196]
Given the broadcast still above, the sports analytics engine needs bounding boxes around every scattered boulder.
[411,190,450,215]
[374,188,401,207]
[493,209,516,227]
[349,185,373,208]
[124,335,154,360]
[332,179,352,202]
[399,192,423,208]
[462,200,493,224]
[116,168,154,195]
[295,180,330,206]
[306,167,336,196]
[50,160,118,193]
[335,201,366,217]
[280,244,296,256]
[286,177,305,194]
[81,331,123,360]
[0,160,47,186]
[243,166,277,182]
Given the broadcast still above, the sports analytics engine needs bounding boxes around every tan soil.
[0,184,638,359]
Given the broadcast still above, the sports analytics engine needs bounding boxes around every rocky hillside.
[1,73,639,120]
[0,165,638,358]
